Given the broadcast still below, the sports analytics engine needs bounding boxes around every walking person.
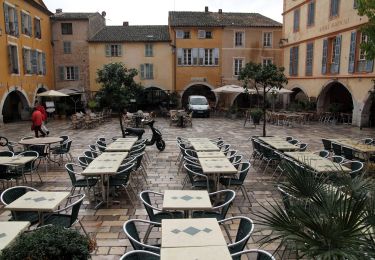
[31,107,46,138]
[35,101,49,135]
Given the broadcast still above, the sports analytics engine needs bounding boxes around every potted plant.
[250,108,262,124]
[87,99,98,112]
[0,226,95,260]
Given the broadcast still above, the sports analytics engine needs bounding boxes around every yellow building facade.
[0,0,53,123]
[283,0,375,126]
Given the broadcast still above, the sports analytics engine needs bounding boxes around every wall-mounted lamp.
[278,38,288,47]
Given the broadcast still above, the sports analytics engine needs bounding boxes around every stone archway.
[317,81,353,114]
[140,86,169,110]
[361,93,375,127]
[291,87,309,103]
[2,90,29,123]
[181,84,216,108]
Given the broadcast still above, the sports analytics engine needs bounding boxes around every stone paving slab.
[0,117,374,258]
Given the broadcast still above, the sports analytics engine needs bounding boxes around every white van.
[188,95,210,117]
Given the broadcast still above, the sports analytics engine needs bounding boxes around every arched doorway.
[138,86,168,110]
[181,84,216,108]
[2,90,29,123]
[291,88,309,103]
[361,93,375,127]
[317,81,353,114]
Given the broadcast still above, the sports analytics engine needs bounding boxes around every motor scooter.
[124,119,165,151]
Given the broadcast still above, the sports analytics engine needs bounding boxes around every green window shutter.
[322,39,328,74]
[59,66,64,80]
[4,4,10,34]
[348,32,356,73]
[294,46,299,75]
[74,66,79,80]
[140,64,145,79]
[177,48,183,65]
[14,9,19,37]
[366,60,374,72]
[31,50,37,74]
[42,53,46,75]
[105,44,110,57]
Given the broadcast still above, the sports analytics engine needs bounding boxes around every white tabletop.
[161,245,232,260]
[258,137,300,151]
[190,141,220,152]
[187,138,211,142]
[0,221,30,251]
[0,156,36,165]
[19,137,63,145]
[82,152,128,176]
[197,151,226,158]
[163,190,212,211]
[199,158,237,175]
[115,137,139,142]
[162,218,226,248]
[5,191,70,212]
[105,142,134,152]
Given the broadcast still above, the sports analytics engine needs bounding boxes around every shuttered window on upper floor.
[289,46,299,76]
[348,31,374,73]
[145,43,153,57]
[3,3,19,37]
[307,1,315,27]
[330,0,340,17]
[293,8,300,32]
[177,48,219,66]
[321,35,342,75]
[105,44,122,57]
[140,64,154,79]
[305,42,314,76]
[21,11,32,36]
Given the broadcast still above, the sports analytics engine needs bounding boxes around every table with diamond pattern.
[161,218,227,248]
[5,191,70,224]
[162,190,212,217]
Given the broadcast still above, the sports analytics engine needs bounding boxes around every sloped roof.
[52,12,99,21]
[25,0,53,15]
[89,25,170,42]
[169,11,282,28]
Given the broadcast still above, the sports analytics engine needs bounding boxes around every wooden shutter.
[74,66,79,80]
[348,32,356,73]
[213,48,219,65]
[322,39,328,74]
[198,30,205,39]
[14,9,19,37]
[354,0,358,8]
[31,50,37,74]
[199,48,205,65]
[59,66,64,80]
[177,48,183,65]
[42,53,46,75]
[176,30,184,39]
[4,3,10,34]
[105,44,110,57]
[140,64,145,79]
[192,48,198,65]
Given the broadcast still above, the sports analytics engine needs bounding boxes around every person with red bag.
[31,107,46,138]
[35,101,49,136]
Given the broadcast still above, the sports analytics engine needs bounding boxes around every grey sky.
[43,0,283,25]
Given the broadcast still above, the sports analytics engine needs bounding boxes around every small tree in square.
[238,62,288,137]
[96,62,143,137]
[357,0,375,60]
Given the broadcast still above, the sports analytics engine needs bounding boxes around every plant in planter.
[0,225,94,260]
[250,108,262,124]
[87,99,98,112]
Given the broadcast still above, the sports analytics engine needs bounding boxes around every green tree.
[357,0,375,59]
[96,62,143,137]
[238,62,288,136]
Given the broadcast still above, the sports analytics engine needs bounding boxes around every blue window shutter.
[42,53,46,75]
[28,15,32,36]
[289,47,293,75]
[366,60,374,72]
[331,35,342,74]
[105,45,110,57]
[140,64,145,79]
[4,4,10,33]
[308,1,315,26]
[306,43,314,76]
[31,50,37,74]
[213,48,219,65]
[348,32,356,73]
[192,48,198,65]
[74,66,79,80]
[59,66,64,80]
[322,39,328,74]
[199,48,205,65]
[293,9,300,32]
[177,48,183,65]
[150,64,154,79]
[14,9,19,37]
[294,46,299,75]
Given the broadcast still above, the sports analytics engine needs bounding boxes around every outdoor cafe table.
[190,141,220,152]
[5,191,70,224]
[0,221,30,251]
[0,156,36,166]
[162,190,212,217]
[19,137,63,165]
[258,136,300,151]
[114,137,139,142]
[284,152,351,173]
[187,138,211,142]
[161,218,227,248]
[330,138,375,166]
[161,245,232,260]
[196,151,226,158]
[199,158,237,191]
[82,152,128,208]
[105,139,136,152]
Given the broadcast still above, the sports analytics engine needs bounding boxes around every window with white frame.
[204,49,214,65]
[3,4,19,37]
[234,58,244,76]
[59,66,79,81]
[105,44,122,57]
[22,48,32,74]
[262,58,273,66]
[63,41,71,54]
[140,63,154,79]
[21,11,32,36]
[145,43,153,57]
[8,44,19,74]
[183,48,192,65]
[34,17,41,38]
[263,32,272,47]
[198,30,212,39]
[235,32,244,47]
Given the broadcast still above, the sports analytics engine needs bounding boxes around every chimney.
[205,6,209,12]
[218,9,222,14]
[123,21,129,26]
[56,8,62,14]
[101,11,106,18]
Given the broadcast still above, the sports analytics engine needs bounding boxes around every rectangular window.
[8,45,19,74]
[289,46,299,76]
[3,3,19,37]
[330,0,340,17]
[357,33,372,72]
[63,41,71,54]
[105,44,122,57]
[307,1,315,26]
[204,49,214,65]
[306,42,314,76]
[21,11,32,36]
[262,58,273,66]
[145,43,153,57]
[359,34,368,61]
[61,23,72,35]
[198,30,212,39]
[235,32,244,47]
[330,35,342,74]
[60,66,79,81]
[140,63,154,79]
[234,59,244,76]
[34,18,41,38]
[37,51,43,75]
[263,32,272,47]
[22,48,32,74]
[353,0,358,9]
[183,31,190,39]
[183,49,192,65]
[293,9,300,32]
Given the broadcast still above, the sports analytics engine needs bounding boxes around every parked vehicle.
[187,95,210,117]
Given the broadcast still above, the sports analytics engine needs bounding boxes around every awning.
[57,87,84,95]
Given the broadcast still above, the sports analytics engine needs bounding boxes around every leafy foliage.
[357,0,375,60]
[0,226,91,260]
[254,161,375,259]
[238,62,287,136]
